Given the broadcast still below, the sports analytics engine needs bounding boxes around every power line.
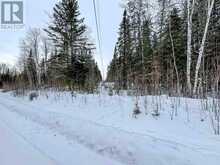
[96,0,102,44]
[92,0,105,79]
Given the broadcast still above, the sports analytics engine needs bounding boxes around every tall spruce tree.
[107,0,153,90]
[45,0,101,89]
[45,0,80,83]
[159,8,185,92]
[118,10,132,89]
[107,10,132,89]
[107,45,119,84]
[142,19,153,88]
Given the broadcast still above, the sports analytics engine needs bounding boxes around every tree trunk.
[193,0,215,95]
[186,0,195,95]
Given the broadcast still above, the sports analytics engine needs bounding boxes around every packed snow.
[0,89,220,165]
[0,120,56,165]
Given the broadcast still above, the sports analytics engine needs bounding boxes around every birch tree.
[27,28,42,87]
[193,0,215,95]
[186,0,195,95]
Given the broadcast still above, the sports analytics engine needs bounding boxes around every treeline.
[0,64,17,89]
[107,0,220,96]
[3,0,102,92]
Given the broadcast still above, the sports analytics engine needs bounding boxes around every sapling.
[200,98,208,122]
[185,98,190,122]
[152,96,160,117]
[144,96,148,115]
[133,101,141,118]
[170,98,175,120]
[170,97,178,120]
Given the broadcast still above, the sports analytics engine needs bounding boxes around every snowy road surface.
[0,91,220,165]
[0,120,56,165]
[0,93,122,165]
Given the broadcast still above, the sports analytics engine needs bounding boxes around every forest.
[0,0,219,98]
[107,0,220,97]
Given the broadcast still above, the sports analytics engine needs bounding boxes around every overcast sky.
[0,0,123,74]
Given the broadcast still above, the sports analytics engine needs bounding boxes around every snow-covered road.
[0,120,56,165]
[0,91,220,165]
[0,94,122,165]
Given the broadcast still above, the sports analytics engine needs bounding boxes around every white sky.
[0,0,123,73]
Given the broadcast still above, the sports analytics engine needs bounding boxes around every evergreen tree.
[45,0,85,83]
[107,45,119,83]
[159,8,186,92]
[117,10,132,89]
[26,49,38,88]
[170,8,186,88]
[107,1,153,90]
[204,0,220,92]
[142,19,153,87]
[107,10,133,90]
[45,0,101,90]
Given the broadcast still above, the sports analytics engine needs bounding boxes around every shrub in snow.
[108,88,113,96]
[133,102,141,118]
[71,91,77,98]
[152,109,160,117]
[29,92,39,101]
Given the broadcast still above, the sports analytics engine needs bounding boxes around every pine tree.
[118,9,132,89]
[45,0,101,90]
[159,8,186,92]
[142,19,153,88]
[108,0,153,90]
[45,0,85,83]
[107,9,133,90]
[170,8,186,89]
[107,45,119,83]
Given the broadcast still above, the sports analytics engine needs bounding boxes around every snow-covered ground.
[0,120,55,165]
[0,90,220,165]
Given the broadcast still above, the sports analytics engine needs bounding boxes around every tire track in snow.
[0,118,59,165]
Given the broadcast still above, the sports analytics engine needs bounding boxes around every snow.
[0,120,55,165]
[0,90,220,165]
